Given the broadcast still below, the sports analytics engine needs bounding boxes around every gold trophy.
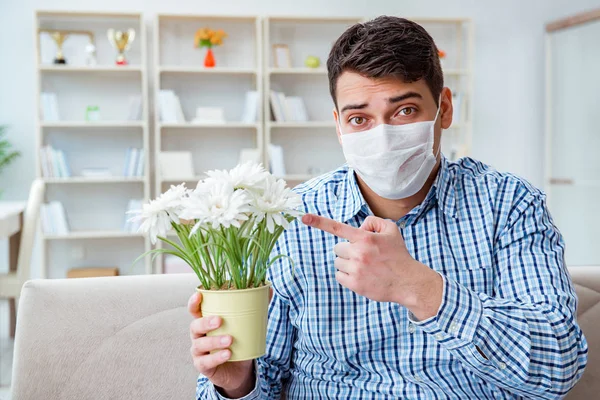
[50,31,69,64]
[107,28,135,66]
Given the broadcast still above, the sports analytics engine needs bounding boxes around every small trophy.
[107,28,135,66]
[50,31,69,64]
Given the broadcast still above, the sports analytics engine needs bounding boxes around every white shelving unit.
[35,11,151,278]
[263,16,474,186]
[154,14,262,273]
[415,18,474,161]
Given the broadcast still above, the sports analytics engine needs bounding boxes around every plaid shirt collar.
[334,156,457,223]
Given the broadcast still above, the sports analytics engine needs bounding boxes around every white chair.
[0,179,45,337]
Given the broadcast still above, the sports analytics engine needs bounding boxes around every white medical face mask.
[340,104,441,200]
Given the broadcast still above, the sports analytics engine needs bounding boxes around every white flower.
[128,183,189,244]
[203,161,269,193]
[252,176,303,233]
[180,180,252,233]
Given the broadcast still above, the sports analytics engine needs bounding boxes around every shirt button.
[408,324,415,334]
[435,333,444,341]
[449,323,459,334]
[499,362,507,370]
[399,221,406,229]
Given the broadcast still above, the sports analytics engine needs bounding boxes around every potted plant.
[0,126,20,197]
[194,27,227,68]
[130,162,302,361]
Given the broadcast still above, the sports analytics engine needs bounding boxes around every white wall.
[0,0,598,201]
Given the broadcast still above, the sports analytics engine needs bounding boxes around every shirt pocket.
[434,242,496,296]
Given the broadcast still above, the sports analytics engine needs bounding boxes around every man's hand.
[188,292,255,398]
[302,213,443,320]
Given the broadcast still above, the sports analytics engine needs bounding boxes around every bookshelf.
[35,11,151,278]
[415,18,474,161]
[263,16,474,186]
[263,16,363,186]
[154,14,262,272]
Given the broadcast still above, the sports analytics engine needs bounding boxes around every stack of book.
[40,92,60,121]
[269,91,309,122]
[40,145,71,178]
[123,148,145,177]
[158,90,186,123]
[41,201,70,235]
[123,199,143,233]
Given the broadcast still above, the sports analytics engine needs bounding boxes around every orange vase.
[204,48,216,68]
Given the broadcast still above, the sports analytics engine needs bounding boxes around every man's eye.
[350,117,366,125]
[399,107,416,116]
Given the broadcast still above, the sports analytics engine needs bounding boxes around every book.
[123,147,132,176]
[241,91,259,123]
[277,92,289,121]
[51,147,61,178]
[41,201,70,235]
[159,90,178,123]
[67,267,119,279]
[159,151,195,180]
[48,146,57,177]
[127,95,143,121]
[135,148,145,177]
[40,147,50,177]
[285,96,309,122]
[40,92,60,122]
[51,201,70,235]
[171,92,186,123]
[125,148,139,177]
[270,90,285,122]
[268,144,286,177]
[57,150,71,178]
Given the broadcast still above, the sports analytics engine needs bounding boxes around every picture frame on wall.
[272,44,291,68]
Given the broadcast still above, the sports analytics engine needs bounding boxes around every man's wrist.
[395,262,443,321]
[215,364,256,398]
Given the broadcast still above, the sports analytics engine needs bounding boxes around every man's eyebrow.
[340,102,368,113]
[339,92,423,113]
[388,92,423,103]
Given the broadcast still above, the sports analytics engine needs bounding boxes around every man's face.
[333,71,453,154]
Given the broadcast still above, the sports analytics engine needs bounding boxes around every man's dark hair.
[327,16,444,108]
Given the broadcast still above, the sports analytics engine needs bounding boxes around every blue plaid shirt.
[197,157,587,399]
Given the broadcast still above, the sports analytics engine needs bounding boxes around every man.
[191,16,587,399]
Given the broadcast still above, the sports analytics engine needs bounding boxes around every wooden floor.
[0,300,13,400]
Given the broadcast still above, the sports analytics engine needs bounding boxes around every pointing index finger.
[302,213,366,242]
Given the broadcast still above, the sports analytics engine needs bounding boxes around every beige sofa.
[10,267,600,399]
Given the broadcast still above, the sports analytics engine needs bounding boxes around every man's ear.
[333,108,342,145]
[440,87,453,130]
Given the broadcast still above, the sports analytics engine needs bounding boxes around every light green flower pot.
[197,282,271,362]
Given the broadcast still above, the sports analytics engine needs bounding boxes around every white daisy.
[180,180,252,233]
[252,176,303,233]
[202,161,269,193]
[128,183,189,244]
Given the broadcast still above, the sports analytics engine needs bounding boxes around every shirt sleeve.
[409,193,588,399]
